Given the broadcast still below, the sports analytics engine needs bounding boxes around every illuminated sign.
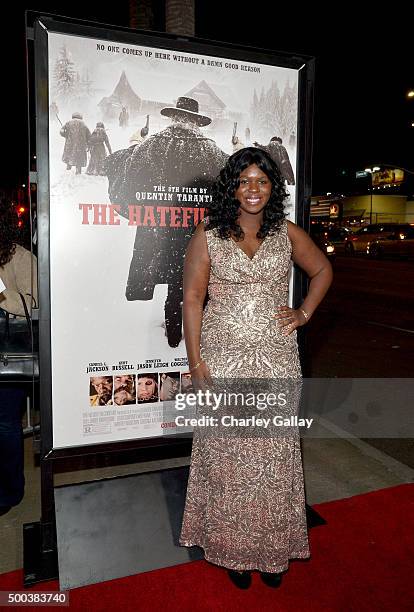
[372,168,404,186]
[329,203,340,218]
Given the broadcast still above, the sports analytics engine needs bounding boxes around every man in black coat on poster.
[107,97,228,347]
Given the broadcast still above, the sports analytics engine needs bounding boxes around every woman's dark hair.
[138,373,158,382]
[0,199,19,266]
[208,147,289,240]
[137,373,159,402]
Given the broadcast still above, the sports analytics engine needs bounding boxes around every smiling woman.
[208,146,287,244]
[233,165,272,240]
[179,147,333,589]
[230,164,273,258]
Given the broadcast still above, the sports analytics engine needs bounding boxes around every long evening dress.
[179,218,310,572]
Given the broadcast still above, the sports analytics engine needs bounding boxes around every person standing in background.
[87,122,112,176]
[119,106,129,128]
[0,200,37,316]
[0,200,38,515]
[60,112,91,175]
[254,136,295,185]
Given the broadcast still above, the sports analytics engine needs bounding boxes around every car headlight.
[326,245,334,253]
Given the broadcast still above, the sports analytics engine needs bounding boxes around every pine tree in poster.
[52,45,77,100]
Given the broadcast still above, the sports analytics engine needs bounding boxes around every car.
[309,225,336,259]
[344,223,412,256]
[367,225,414,259]
[324,226,352,253]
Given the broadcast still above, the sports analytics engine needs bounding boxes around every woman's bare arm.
[288,220,333,315]
[275,220,333,333]
[183,222,211,370]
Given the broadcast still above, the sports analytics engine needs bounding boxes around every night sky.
[1,1,413,194]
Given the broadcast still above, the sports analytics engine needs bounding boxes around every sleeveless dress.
[179,219,310,572]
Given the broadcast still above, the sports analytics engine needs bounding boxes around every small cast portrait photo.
[89,376,113,406]
[181,372,194,395]
[113,374,136,406]
[137,373,159,404]
[159,372,180,401]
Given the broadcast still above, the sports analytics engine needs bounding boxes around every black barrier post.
[23,460,58,587]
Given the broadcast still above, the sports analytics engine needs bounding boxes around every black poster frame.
[31,12,314,464]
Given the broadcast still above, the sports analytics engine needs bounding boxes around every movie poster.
[47,30,299,448]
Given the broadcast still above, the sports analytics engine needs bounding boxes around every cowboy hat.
[160,96,211,127]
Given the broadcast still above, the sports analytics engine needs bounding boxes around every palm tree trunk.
[165,0,195,37]
[129,0,155,30]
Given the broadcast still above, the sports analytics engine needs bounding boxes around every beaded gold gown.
[179,219,310,572]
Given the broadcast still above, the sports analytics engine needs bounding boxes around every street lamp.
[356,166,384,224]
[363,168,378,224]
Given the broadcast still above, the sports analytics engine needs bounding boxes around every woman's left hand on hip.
[274,306,307,335]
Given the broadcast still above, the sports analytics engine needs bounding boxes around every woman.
[179,148,333,589]
[137,374,159,404]
[0,199,37,514]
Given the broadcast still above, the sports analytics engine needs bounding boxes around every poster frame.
[32,12,315,464]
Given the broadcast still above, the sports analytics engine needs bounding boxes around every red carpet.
[1,484,413,611]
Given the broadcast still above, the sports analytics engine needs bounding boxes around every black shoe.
[227,569,251,589]
[260,571,283,588]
